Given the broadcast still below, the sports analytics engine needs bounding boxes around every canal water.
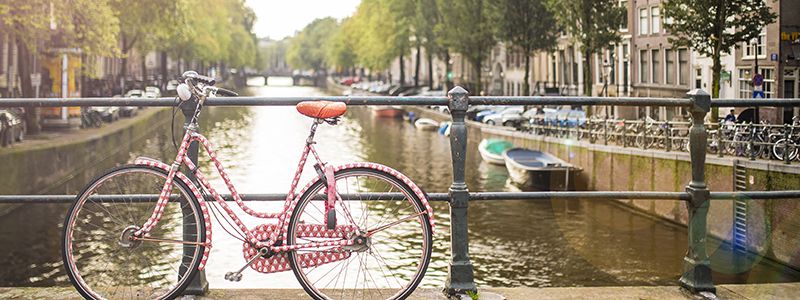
[1,77,798,289]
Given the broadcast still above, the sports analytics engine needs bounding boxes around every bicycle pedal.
[224,271,243,282]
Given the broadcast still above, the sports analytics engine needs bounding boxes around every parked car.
[0,109,26,146]
[124,89,144,98]
[117,94,139,117]
[339,77,360,86]
[388,86,415,96]
[482,106,524,126]
[97,106,120,122]
[165,80,179,96]
[144,86,161,98]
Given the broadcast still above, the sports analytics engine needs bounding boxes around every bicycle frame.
[133,119,357,257]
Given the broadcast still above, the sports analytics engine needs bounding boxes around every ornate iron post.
[679,89,715,294]
[444,86,478,297]
[180,99,209,295]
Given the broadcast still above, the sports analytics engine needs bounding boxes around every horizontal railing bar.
[470,96,692,107]
[711,99,800,107]
[2,191,798,204]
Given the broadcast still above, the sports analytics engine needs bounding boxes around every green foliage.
[548,0,624,95]
[663,0,777,103]
[326,18,358,71]
[286,17,339,71]
[435,0,496,93]
[491,0,559,95]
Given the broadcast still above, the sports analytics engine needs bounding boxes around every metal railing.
[518,117,800,164]
[2,87,800,298]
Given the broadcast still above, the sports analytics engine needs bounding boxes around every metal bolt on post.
[180,99,210,296]
[443,86,478,298]
[680,89,716,295]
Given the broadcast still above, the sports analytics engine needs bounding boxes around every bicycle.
[80,107,103,128]
[62,71,435,300]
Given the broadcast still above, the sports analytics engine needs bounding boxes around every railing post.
[784,123,792,165]
[180,99,209,295]
[603,117,609,145]
[749,123,757,161]
[666,121,673,152]
[622,120,628,147]
[717,121,724,158]
[680,89,716,294]
[444,86,477,298]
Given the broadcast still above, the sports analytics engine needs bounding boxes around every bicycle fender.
[133,157,213,270]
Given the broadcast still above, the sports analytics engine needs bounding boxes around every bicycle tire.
[62,165,206,300]
[287,167,433,300]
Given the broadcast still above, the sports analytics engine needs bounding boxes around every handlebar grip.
[216,87,239,97]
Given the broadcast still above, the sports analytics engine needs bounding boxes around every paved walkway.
[2,283,799,299]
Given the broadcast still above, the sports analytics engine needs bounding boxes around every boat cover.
[484,139,513,155]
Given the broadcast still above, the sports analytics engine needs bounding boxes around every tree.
[110,0,188,85]
[0,0,119,134]
[435,0,496,94]
[548,0,625,97]
[491,0,558,96]
[414,0,444,89]
[326,18,358,74]
[663,0,776,120]
[286,18,339,71]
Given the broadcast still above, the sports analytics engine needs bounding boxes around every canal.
[0,77,798,289]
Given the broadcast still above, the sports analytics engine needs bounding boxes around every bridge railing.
[2,87,800,298]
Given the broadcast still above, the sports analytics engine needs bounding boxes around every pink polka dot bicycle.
[61,72,435,300]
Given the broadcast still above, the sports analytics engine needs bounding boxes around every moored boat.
[502,148,580,190]
[414,118,439,131]
[438,121,451,136]
[478,139,512,166]
[372,106,405,118]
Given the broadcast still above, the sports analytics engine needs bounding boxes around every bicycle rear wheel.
[287,167,433,300]
[62,165,206,300]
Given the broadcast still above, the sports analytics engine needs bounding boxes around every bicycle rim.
[288,168,432,300]
[63,165,205,300]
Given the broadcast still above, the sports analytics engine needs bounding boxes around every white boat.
[478,139,512,166]
[502,148,581,190]
[414,118,439,131]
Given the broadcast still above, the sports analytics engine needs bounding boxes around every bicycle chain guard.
[242,223,357,273]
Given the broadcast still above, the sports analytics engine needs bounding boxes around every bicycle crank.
[225,247,269,282]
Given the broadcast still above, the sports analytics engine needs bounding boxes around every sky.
[245,0,361,40]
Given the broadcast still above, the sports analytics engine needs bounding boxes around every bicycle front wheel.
[62,165,206,300]
[288,167,433,300]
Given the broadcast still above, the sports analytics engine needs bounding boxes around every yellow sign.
[782,32,800,41]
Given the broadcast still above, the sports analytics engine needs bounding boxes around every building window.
[651,7,660,34]
[744,29,766,58]
[739,68,753,98]
[762,68,775,98]
[665,49,675,84]
[678,49,689,86]
[652,49,661,84]
[639,8,649,35]
[640,49,649,83]
[620,1,628,31]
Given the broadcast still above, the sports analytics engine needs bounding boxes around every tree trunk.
[583,49,593,96]
[427,52,434,89]
[141,54,147,85]
[473,59,482,95]
[711,48,722,123]
[523,48,531,96]
[16,37,41,134]
[444,51,452,91]
[160,51,168,90]
[414,43,421,87]
[399,53,405,86]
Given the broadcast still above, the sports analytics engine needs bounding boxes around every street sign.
[753,90,765,98]
[753,73,764,86]
[30,73,42,86]
[771,53,779,61]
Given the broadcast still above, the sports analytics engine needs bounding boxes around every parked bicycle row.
[430,104,800,164]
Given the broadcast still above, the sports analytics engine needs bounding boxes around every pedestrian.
[724,109,737,123]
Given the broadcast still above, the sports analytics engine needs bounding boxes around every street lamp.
[751,37,761,122]
[602,59,613,117]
